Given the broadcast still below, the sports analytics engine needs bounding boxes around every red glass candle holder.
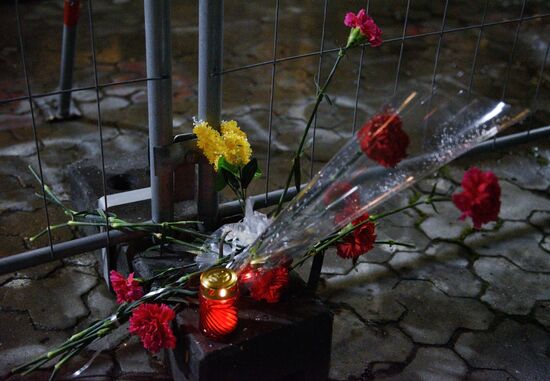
[199,268,238,339]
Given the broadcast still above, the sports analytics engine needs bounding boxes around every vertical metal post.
[198,0,223,229]
[144,0,174,222]
[57,0,80,118]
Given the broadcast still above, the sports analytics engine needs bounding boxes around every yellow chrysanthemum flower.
[223,131,252,167]
[193,121,224,168]
[221,120,247,139]
[193,119,251,170]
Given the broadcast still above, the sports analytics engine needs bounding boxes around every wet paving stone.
[115,336,169,376]
[320,247,355,275]
[416,177,456,195]
[323,263,405,323]
[478,152,550,192]
[0,235,26,260]
[59,352,114,381]
[466,221,550,273]
[377,224,431,252]
[533,301,550,329]
[394,280,493,345]
[473,257,550,315]
[0,267,97,330]
[0,310,67,375]
[0,260,62,284]
[358,245,396,264]
[330,309,413,380]
[468,369,517,381]
[379,347,468,381]
[498,180,550,220]
[419,201,466,240]
[80,96,131,120]
[530,210,550,234]
[390,242,481,297]
[455,319,550,380]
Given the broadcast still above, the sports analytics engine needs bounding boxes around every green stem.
[375,240,416,248]
[291,195,450,269]
[370,196,450,222]
[49,343,87,381]
[239,168,247,210]
[228,180,246,214]
[168,226,210,240]
[275,48,347,216]
[29,222,70,242]
[28,165,77,216]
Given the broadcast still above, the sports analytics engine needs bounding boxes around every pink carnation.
[344,9,382,47]
[109,270,144,304]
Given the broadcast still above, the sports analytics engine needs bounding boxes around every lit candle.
[199,268,239,339]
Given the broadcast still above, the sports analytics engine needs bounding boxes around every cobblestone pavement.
[0,0,549,380]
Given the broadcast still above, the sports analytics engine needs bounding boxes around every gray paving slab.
[466,221,550,272]
[330,309,413,380]
[394,280,493,345]
[473,257,550,315]
[390,242,481,297]
[455,319,550,380]
[0,267,97,330]
[0,311,67,374]
[419,201,466,240]
[322,263,405,323]
[530,210,550,234]
[379,347,468,381]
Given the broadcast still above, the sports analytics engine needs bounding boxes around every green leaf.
[324,93,333,106]
[430,181,438,198]
[222,168,240,191]
[408,190,421,204]
[241,158,258,189]
[96,208,108,223]
[214,170,227,192]
[254,167,262,179]
[217,156,239,176]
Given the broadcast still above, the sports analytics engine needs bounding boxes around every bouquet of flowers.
[11,9,527,380]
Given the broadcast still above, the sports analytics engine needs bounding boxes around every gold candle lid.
[200,268,238,300]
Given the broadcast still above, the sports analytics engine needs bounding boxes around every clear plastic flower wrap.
[232,87,528,270]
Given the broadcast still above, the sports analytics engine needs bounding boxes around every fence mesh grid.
[224,0,548,203]
[0,0,548,260]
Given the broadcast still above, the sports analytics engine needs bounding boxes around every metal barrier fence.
[0,0,548,274]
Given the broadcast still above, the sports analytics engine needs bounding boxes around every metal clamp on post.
[154,133,203,204]
[153,133,201,171]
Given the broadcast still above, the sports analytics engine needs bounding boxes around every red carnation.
[357,111,409,168]
[344,9,383,47]
[129,303,176,353]
[109,270,144,304]
[452,167,501,229]
[249,266,289,303]
[336,213,377,261]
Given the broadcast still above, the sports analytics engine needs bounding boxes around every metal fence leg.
[197,0,223,230]
[144,0,174,223]
[307,251,325,291]
[57,0,80,119]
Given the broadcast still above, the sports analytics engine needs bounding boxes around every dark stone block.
[168,275,333,381]
[67,155,151,221]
